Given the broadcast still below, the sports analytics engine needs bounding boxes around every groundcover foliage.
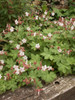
[0,0,32,32]
[0,10,75,94]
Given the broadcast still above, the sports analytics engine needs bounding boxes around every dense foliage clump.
[0,3,75,94]
[0,0,33,32]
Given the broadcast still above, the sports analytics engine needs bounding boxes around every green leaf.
[58,63,71,75]
[41,71,56,83]
[41,47,54,60]
[5,59,16,68]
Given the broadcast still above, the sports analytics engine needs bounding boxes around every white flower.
[46,17,48,21]
[15,19,18,25]
[58,22,64,26]
[0,65,3,70]
[14,66,20,75]
[73,21,75,26]
[0,50,4,55]
[71,25,74,30]
[0,74,2,79]
[42,15,46,18]
[10,27,14,32]
[65,20,68,24]
[20,67,25,73]
[23,55,28,60]
[25,12,29,16]
[4,76,7,80]
[13,65,19,70]
[61,17,64,21]
[3,30,6,34]
[16,44,20,49]
[33,32,37,36]
[70,18,72,22]
[67,50,70,55]
[40,33,43,36]
[19,50,24,56]
[35,43,40,49]
[15,68,20,75]
[51,12,55,16]
[43,36,47,39]
[0,60,4,64]
[47,66,52,71]
[22,38,27,43]
[48,33,52,37]
[44,11,47,15]
[58,48,62,52]
[35,16,39,20]
[25,60,28,65]
[39,23,43,27]
[31,78,34,82]
[54,21,57,24]
[9,40,13,43]
[27,27,31,31]
[15,71,19,75]
[42,65,47,71]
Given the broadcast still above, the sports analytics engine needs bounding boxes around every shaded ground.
[0,76,75,100]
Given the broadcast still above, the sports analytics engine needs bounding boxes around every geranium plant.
[0,9,75,94]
